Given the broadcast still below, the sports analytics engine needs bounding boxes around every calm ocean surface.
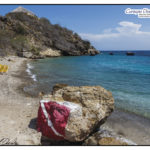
[29,51,150,119]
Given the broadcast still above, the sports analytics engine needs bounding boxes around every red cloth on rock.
[37,101,70,140]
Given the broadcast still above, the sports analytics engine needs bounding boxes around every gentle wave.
[26,63,37,82]
[29,53,150,119]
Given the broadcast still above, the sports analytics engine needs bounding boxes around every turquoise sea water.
[29,51,150,119]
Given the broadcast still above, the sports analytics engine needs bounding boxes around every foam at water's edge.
[116,136,137,145]
[26,63,37,82]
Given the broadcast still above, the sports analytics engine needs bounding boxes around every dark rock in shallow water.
[88,49,100,56]
[109,52,114,55]
[126,52,135,56]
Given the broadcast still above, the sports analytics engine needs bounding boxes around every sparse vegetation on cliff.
[0,7,99,57]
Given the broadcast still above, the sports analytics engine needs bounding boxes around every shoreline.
[0,56,150,145]
[104,109,150,145]
[0,56,41,145]
[26,58,150,145]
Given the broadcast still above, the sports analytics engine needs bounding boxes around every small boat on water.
[126,52,135,56]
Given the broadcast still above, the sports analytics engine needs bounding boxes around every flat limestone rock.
[40,48,62,57]
[83,126,136,145]
[47,84,114,142]
[84,136,128,146]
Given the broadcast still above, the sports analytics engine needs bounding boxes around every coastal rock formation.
[0,7,100,57]
[88,48,100,56]
[83,128,128,145]
[82,124,137,146]
[41,84,114,142]
[40,48,62,57]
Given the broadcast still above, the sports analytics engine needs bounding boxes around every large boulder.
[40,84,114,142]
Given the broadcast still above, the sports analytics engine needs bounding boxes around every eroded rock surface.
[42,84,114,142]
[83,126,136,145]
[40,48,62,57]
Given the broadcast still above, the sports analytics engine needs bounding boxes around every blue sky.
[0,5,150,50]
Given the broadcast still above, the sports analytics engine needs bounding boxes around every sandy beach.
[104,109,150,145]
[0,56,41,145]
[0,56,150,145]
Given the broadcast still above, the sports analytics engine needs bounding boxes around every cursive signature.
[0,138,17,145]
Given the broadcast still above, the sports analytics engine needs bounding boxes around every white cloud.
[116,21,142,33]
[80,21,150,50]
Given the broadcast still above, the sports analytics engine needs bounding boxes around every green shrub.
[40,17,51,25]
[14,23,27,35]
[0,30,14,48]
[10,35,27,50]
[30,46,40,55]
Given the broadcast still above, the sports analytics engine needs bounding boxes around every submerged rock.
[40,84,114,142]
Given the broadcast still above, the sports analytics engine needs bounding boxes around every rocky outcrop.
[22,51,33,58]
[12,6,36,17]
[83,126,136,145]
[40,48,62,57]
[0,7,100,57]
[42,84,114,142]
[83,129,126,145]
[88,49,100,56]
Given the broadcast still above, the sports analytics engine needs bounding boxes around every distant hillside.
[0,7,99,58]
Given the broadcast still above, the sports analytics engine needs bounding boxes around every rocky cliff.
[0,7,100,57]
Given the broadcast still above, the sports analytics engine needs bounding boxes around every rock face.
[22,51,33,58]
[40,48,62,57]
[83,126,136,145]
[88,49,100,56]
[12,6,36,17]
[42,84,114,142]
[0,7,100,57]
[84,134,128,145]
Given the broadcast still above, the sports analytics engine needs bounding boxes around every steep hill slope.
[0,7,99,58]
